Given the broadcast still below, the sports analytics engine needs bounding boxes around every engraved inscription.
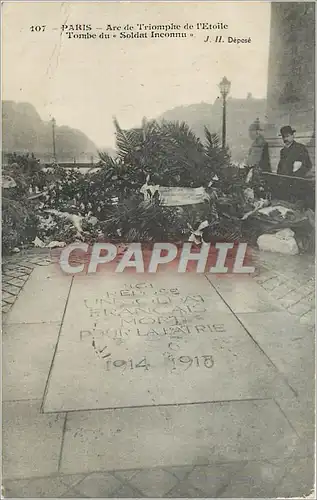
[78,282,226,376]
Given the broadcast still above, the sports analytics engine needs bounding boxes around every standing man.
[277,125,312,177]
[246,119,271,173]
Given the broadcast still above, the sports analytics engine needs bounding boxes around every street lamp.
[51,117,57,162]
[218,76,231,149]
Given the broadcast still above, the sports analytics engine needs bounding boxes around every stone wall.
[265,2,315,171]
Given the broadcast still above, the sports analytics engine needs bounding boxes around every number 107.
[30,25,46,32]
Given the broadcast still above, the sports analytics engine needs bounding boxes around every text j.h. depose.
[204,35,251,43]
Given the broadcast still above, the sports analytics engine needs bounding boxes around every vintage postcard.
[1,1,315,498]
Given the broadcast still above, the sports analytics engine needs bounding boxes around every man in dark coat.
[277,125,312,177]
[246,119,271,173]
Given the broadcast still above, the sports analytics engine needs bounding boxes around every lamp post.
[218,76,231,149]
[51,117,56,162]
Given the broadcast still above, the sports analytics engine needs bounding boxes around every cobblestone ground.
[2,248,315,498]
[251,250,315,329]
[2,250,52,315]
[3,458,314,498]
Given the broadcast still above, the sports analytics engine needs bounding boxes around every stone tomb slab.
[43,273,290,412]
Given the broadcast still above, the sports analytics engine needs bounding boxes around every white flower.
[33,236,46,248]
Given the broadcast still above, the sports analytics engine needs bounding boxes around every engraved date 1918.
[165,354,214,370]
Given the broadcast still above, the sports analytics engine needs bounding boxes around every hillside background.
[2,101,99,163]
[158,93,267,164]
[2,94,267,164]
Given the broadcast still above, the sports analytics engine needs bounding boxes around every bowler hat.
[280,125,296,136]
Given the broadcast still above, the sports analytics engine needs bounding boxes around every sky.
[2,1,271,148]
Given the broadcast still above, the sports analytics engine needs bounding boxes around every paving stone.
[3,263,19,269]
[254,269,279,281]
[290,436,315,460]
[276,395,315,443]
[3,400,65,479]
[61,487,89,498]
[112,484,143,498]
[278,291,310,309]
[273,457,315,498]
[3,264,27,272]
[74,472,121,497]
[252,253,315,309]
[296,283,315,296]
[3,277,27,287]
[187,463,246,496]
[5,265,72,324]
[8,266,33,274]
[2,479,30,498]
[209,274,283,313]
[219,461,287,497]
[303,292,315,303]
[260,277,287,292]
[128,468,179,497]
[59,473,88,489]
[4,266,34,276]
[113,469,142,482]
[254,272,278,283]
[2,293,17,304]
[191,455,211,466]
[168,479,206,498]
[3,283,23,295]
[252,251,315,278]
[3,322,60,401]
[15,264,34,271]
[2,272,29,282]
[3,270,32,280]
[163,465,193,481]
[2,302,12,313]
[3,476,71,497]
[268,283,298,300]
[299,309,315,326]
[287,301,313,316]
[60,400,299,474]
[237,311,315,398]
[28,257,52,265]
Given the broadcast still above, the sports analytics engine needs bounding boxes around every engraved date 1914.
[100,355,214,372]
[104,356,150,371]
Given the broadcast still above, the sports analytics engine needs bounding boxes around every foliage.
[110,118,231,187]
[101,195,180,242]
[2,196,38,253]
[3,118,284,254]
